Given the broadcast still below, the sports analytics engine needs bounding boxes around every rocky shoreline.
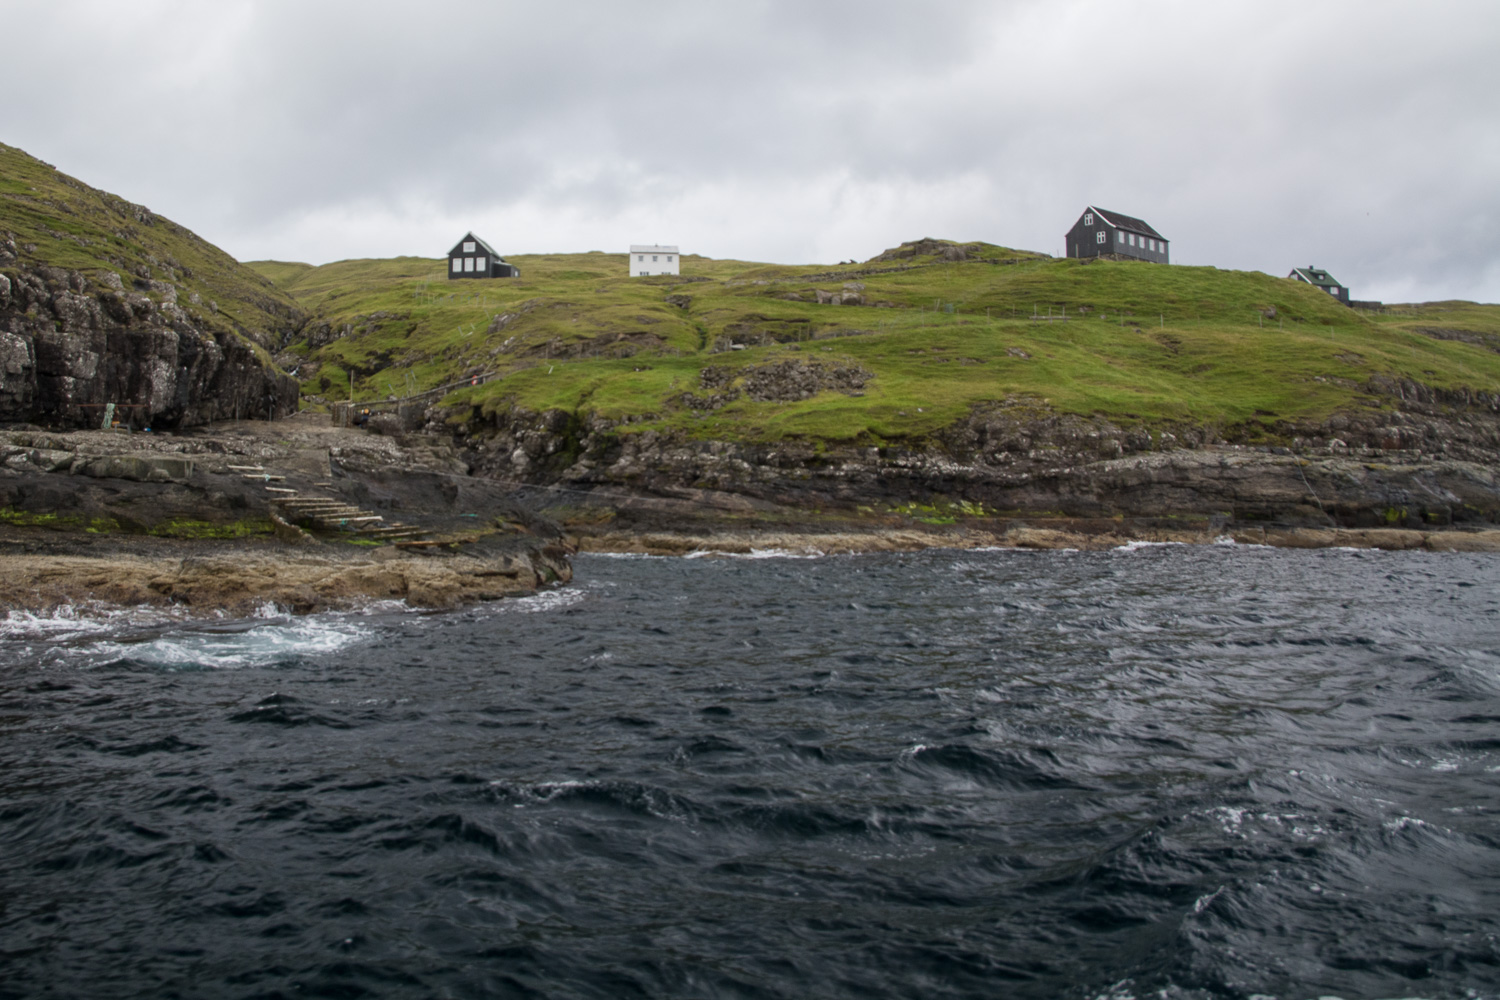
[572,523,1500,556]
[3,408,1499,618]
[0,415,573,616]
[0,537,572,617]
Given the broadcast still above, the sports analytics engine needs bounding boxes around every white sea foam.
[0,604,184,641]
[583,551,672,560]
[743,547,825,559]
[684,547,826,559]
[498,587,587,614]
[74,616,372,670]
[1114,540,1185,552]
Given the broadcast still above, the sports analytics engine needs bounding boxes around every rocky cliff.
[0,259,300,427]
[0,143,303,429]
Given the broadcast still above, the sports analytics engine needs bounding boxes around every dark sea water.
[2,543,1499,1000]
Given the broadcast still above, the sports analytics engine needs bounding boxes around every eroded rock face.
[448,382,1500,528]
[0,264,300,429]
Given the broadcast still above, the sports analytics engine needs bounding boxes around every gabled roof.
[448,232,501,258]
[630,244,679,254]
[1088,207,1166,241]
[1289,266,1343,288]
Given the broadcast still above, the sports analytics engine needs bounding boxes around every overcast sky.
[3,0,1497,302]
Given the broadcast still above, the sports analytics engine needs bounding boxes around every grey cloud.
[1,0,1497,299]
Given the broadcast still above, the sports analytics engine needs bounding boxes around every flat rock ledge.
[0,544,573,617]
[577,525,1500,556]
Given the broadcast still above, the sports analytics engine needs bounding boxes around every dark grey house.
[447,232,519,279]
[1064,206,1169,263]
[1288,266,1348,305]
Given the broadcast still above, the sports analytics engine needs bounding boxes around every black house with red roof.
[1065,207,1169,263]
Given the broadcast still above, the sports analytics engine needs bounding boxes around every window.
[451,258,462,272]
[1084,213,1093,226]
[463,241,475,253]
[1117,231,1124,243]
[667,255,673,262]
[1128,234,1135,247]
[464,257,474,272]
[476,256,486,270]
[638,255,644,261]
[1328,286,1337,295]
[652,255,658,262]
[1096,231,1106,244]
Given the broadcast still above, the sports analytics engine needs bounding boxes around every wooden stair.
[268,494,431,542]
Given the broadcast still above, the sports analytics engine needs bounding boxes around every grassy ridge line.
[252,242,1500,444]
[0,142,302,353]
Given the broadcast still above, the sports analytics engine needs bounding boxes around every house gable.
[448,231,499,259]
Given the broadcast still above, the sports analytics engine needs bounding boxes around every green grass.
[147,518,273,539]
[0,506,272,538]
[253,241,1500,445]
[0,142,303,356]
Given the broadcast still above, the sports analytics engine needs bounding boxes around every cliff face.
[0,260,299,427]
[0,143,304,429]
[445,375,1500,529]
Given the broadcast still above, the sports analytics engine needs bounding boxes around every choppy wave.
[62,615,372,670]
[684,546,828,559]
[0,603,185,641]
[2,545,1497,999]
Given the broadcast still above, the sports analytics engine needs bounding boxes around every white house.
[630,244,679,277]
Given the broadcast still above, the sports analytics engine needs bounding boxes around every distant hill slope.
[0,142,300,427]
[251,238,1500,441]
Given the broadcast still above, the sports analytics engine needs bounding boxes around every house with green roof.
[1288,266,1348,305]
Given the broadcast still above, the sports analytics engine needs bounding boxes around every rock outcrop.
[0,417,574,614]
[0,262,300,429]
[446,379,1500,530]
[1,142,304,429]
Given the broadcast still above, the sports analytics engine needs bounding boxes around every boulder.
[75,453,195,483]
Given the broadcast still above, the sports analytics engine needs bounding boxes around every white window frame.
[463,241,475,253]
[464,257,474,272]
[637,255,644,261]
[1096,231,1106,244]
[476,256,486,271]
[1128,234,1135,247]
[1117,231,1124,243]
[1084,213,1093,226]
[451,258,462,272]
[666,255,673,262]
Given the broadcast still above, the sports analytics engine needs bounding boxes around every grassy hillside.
[0,142,302,347]
[252,239,1500,443]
